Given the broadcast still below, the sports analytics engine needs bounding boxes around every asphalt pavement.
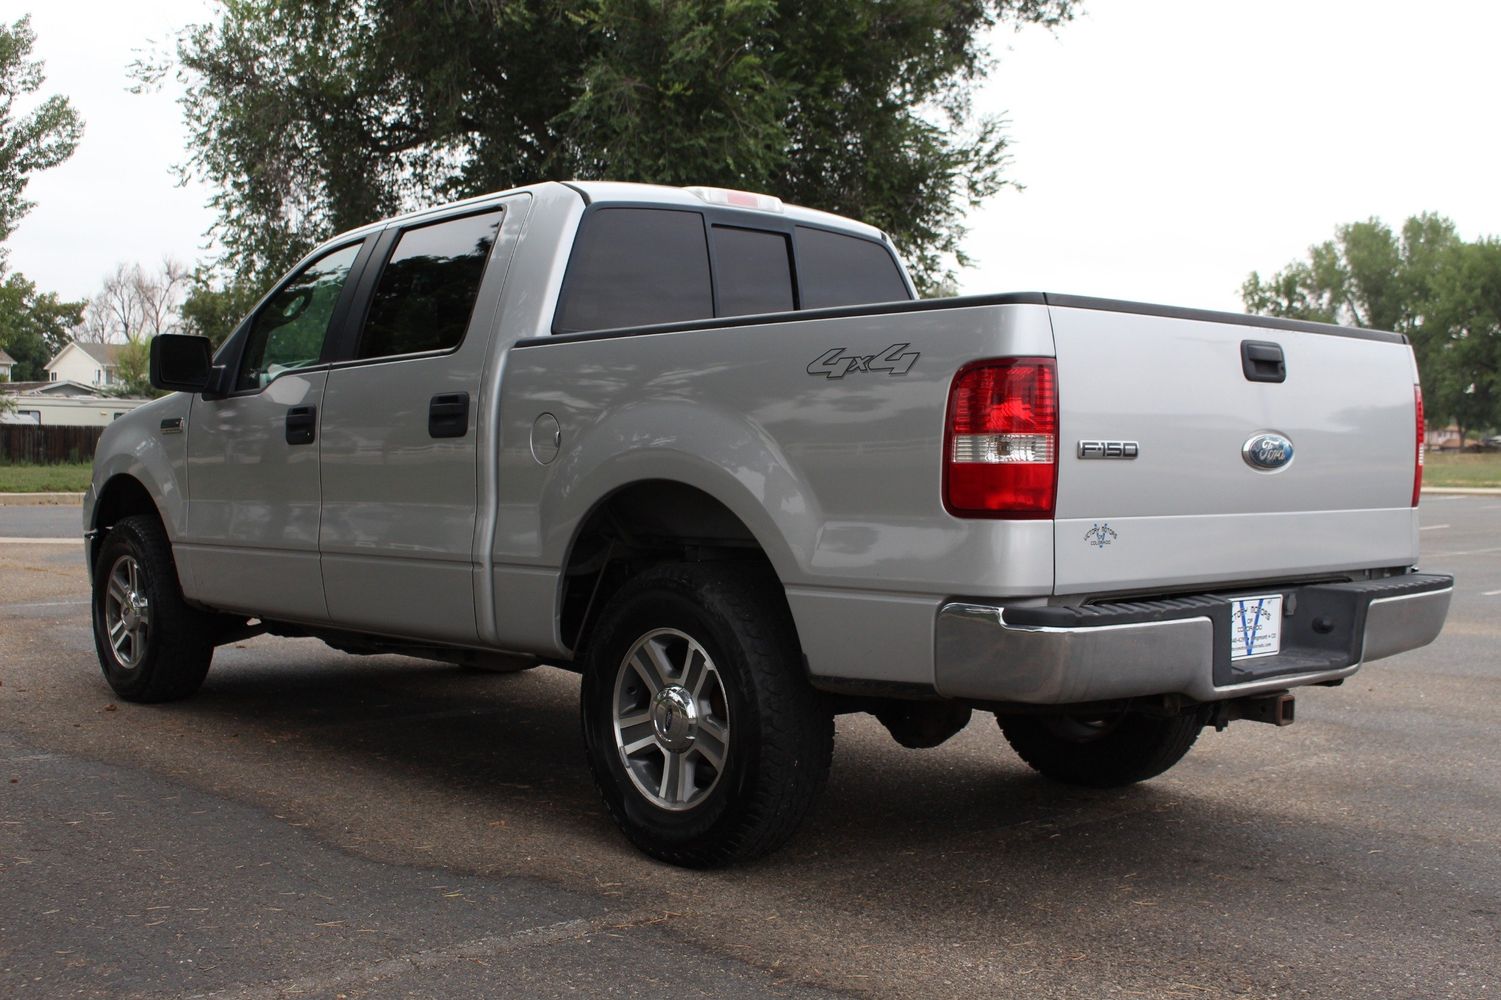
[1,497,1498,999]
[0,502,84,539]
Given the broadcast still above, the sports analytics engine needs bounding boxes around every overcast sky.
[7,0,1501,312]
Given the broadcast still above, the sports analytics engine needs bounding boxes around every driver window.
[236,242,362,391]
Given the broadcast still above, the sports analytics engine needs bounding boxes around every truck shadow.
[183,646,1417,832]
[158,640,1497,972]
[186,643,1182,854]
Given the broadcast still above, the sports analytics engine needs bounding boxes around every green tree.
[111,337,153,397]
[0,270,83,380]
[0,14,83,247]
[144,0,1075,293]
[1243,215,1501,443]
[0,15,85,387]
[180,277,260,347]
[1422,239,1501,443]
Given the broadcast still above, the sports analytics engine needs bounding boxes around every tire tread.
[998,709,1206,788]
[92,515,214,703]
[582,562,833,867]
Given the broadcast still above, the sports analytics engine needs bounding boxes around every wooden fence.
[0,425,106,465]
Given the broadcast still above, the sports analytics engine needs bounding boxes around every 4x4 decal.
[806,343,920,379]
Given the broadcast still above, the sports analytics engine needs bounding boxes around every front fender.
[88,394,191,540]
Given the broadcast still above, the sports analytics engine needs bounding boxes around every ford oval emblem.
[1242,432,1295,472]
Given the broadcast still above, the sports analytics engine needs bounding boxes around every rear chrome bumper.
[934,573,1452,705]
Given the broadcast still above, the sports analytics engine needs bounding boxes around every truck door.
[180,240,369,621]
[317,201,519,644]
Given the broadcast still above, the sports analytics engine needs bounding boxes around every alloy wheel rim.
[104,554,150,670]
[611,628,731,812]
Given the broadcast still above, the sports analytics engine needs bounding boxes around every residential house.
[46,341,125,388]
[0,348,14,381]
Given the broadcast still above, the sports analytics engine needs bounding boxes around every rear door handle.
[285,405,317,445]
[1241,340,1286,383]
[429,391,470,439]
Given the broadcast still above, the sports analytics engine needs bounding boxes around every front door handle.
[429,392,470,439]
[285,405,317,445]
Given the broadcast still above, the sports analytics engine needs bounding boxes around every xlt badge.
[1077,440,1139,460]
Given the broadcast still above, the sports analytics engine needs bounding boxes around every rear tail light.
[1412,383,1424,507]
[944,358,1058,518]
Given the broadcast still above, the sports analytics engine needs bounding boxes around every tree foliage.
[180,277,260,347]
[1243,215,1501,440]
[0,15,84,390]
[0,270,83,381]
[145,0,1075,293]
[0,15,83,248]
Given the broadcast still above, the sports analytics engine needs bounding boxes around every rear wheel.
[996,707,1207,788]
[91,515,215,703]
[580,563,833,867]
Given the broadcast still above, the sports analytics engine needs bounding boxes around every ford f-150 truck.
[85,181,1452,866]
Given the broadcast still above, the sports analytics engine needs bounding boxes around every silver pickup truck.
[86,181,1452,866]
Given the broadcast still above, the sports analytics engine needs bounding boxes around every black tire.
[580,562,834,868]
[996,708,1208,788]
[91,515,215,703]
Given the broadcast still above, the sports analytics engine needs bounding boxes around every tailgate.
[1048,301,1421,595]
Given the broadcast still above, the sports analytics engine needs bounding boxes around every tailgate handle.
[1241,340,1286,383]
[428,391,470,438]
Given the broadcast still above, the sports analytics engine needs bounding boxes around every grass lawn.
[1425,451,1501,488]
[0,462,94,493]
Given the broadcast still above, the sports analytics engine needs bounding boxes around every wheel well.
[559,481,776,652]
[91,475,162,569]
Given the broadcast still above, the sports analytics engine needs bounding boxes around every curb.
[0,492,85,506]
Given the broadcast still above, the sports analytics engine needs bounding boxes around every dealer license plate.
[1229,594,1283,660]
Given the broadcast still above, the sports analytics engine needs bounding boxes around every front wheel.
[91,515,215,703]
[996,708,1208,788]
[580,563,833,867]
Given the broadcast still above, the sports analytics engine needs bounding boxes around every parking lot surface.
[1,496,1498,998]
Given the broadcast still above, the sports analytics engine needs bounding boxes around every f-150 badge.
[1077,440,1139,459]
[807,343,919,379]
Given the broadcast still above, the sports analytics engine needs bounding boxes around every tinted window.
[237,242,362,391]
[795,226,909,309]
[358,209,503,359]
[712,226,794,316]
[555,209,712,333]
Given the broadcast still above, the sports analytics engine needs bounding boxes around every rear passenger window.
[357,209,503,359]
[554,209,713,333]
[795,226,909,309]
[712,226,793,316]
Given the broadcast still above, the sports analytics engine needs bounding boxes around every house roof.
[76,341,124,365]
[46,341,124,370]
[0,379,113,397]
[0,349,14,365]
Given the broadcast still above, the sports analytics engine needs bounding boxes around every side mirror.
[150,335,214,393]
